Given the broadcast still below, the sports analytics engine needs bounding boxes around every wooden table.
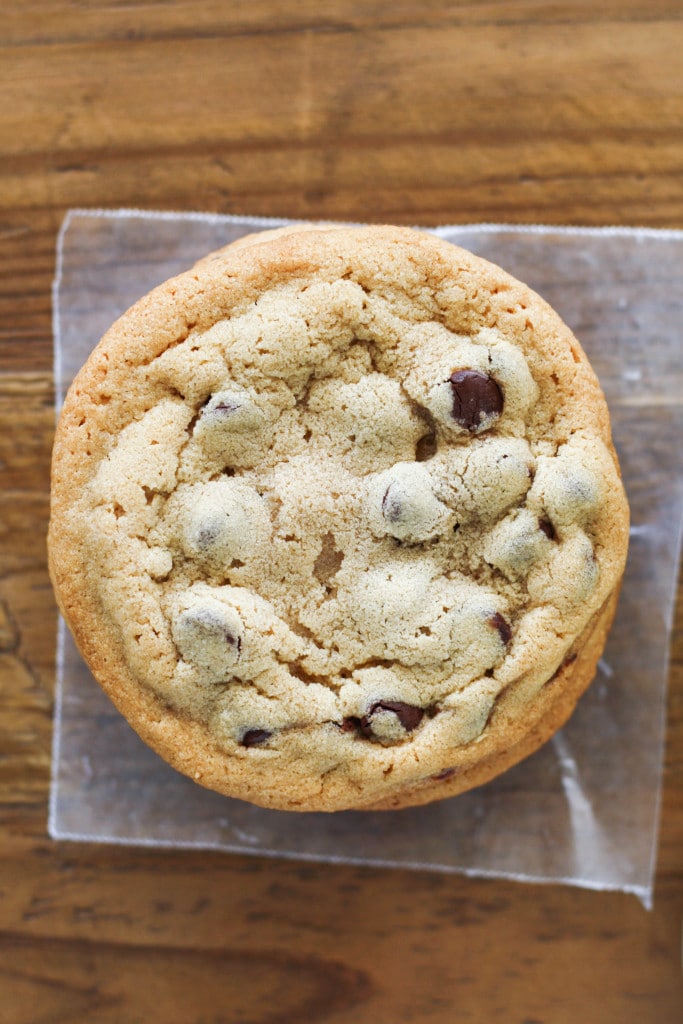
[2,3,682,1021]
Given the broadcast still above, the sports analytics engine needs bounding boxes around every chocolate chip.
[433,767,457,781]
[340,717,359,733]
[489,612,512,646]
[224,629,241,654]
[203,394,241,415]
[539,517,556,540]
[179,607,241,648]
[360,700,424,736]
[449,370,503,431]
[241,728,271,747]
[199,391,255,426]
[358,716,373,738]
[195,520,223,549]
[381,485,403,524]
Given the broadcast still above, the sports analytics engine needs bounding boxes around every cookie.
[48,224,629,812]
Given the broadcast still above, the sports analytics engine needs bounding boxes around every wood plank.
[2,1,682,50]
[0,849,680,1022]
[2,22,683,159]
[4,138,683,217]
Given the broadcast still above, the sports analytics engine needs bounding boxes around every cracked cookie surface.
[48,225,629,811]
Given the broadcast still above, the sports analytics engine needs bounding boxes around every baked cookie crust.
[48,225,629,811]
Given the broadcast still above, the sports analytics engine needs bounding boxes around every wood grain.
[1,2,682,1021]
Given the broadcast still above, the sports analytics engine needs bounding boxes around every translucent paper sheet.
[49,211,683,908]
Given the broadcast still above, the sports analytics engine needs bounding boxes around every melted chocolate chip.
[225,630,242,654]
[448,370,503,431]
[433,767,457,781]
[340,717,360,733]
[360,700,425,737]
[489,612,512,646]
[539,517,556,540]
[381,485,403,524]
[195,521,223,548]
[241,728,271,747]
[210,397,241,415]
[177,606,242,653]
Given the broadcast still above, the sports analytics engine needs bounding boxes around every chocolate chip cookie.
[48,225,629,811]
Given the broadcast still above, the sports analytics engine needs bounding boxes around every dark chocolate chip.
[195,521,223,548]
[182,607,242,652]
[489,612,512,646]
[208,396,242,415]
[225,630,241,654]
[358,716,373,738]
[381,485,404,524]
[360,700,425,737]
[433,767,457,781]
[539,517,556,540]
[448,370,503,431]
[241,728,271,747]
[186,607,241,654]
[340,717,359,733]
